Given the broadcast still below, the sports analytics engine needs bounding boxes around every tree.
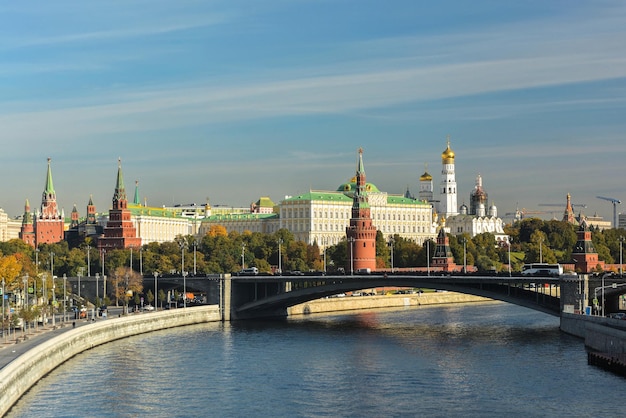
[0,254,22,291]
[158,289,166,309]
[111,266,143,314]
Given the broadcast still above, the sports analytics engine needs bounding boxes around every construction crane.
[596,196,622,228]
[538,203,587,210]
[504,208,548,221]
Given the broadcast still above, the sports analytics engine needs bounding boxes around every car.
[609,313,626,320]
[143,305,155,311]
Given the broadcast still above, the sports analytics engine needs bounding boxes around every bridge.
[60,272,621,321]
[228,273,567,320]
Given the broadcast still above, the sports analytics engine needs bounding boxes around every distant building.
[0,208,21,242]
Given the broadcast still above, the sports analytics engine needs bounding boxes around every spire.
[44,157,55,195]
[133,180,140,205]
[113,158,127,203]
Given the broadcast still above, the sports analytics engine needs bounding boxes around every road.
[0,307,125,370]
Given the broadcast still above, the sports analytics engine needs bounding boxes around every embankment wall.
[288,292,493,315]
[0,305,220,417]
[560,312,626,354]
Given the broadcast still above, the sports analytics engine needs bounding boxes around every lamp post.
[463,237,467,274]
[426,239,430,276]
[153,271,159,310]
[51,276,55,327]
[180,241,187,308]
[2,277,5,341]
[77,271,82,304]
[348,237,355,276]
[278,239,283,275]
[602,273,605,317]
[35,248,39,277]
[193,240,197,276]
[241,243,246,271]
[86,244,91,277]
[129,246,133,271]
[140,247,143,276]
[101,249,106,302]
[539,238,543,264]
[508,241,512,277]
[23,274,28,333]
[63,274,67,323]
[619,235,624,277]
[322,238,327,274]
[95,273,99,306]
[388,237,394,273]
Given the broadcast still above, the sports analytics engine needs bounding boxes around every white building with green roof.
[200,179,436,250]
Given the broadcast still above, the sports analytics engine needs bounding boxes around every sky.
[1,0,625,224]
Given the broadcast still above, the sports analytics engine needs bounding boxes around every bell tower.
[440,136,458,218]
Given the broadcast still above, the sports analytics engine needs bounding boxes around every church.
[420,139,509,245]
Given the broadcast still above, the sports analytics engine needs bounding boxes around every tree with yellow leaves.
[0,254,23,291]
[110,266,143,314]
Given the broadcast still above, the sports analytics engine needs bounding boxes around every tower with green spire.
[98,158,142,251]
[21,158,65,247]
[345,148,377,273]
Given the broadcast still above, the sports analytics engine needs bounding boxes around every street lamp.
[86,244,91,277]
[153,271,159,310]
[426,239,430,276]
[180,241,187,308]
[241,243,246,271]
[51,275,55,327]
[2,277,5,341]
[193,240,197,276]
[619,235,624,277]
[140,247,143,276]
[63,274,67,323]
[278,239,283,275]
[462,238,467,274]
[388,237,394,273]
[508,241,512,277]
[348,237,355,275]
[129,246,133,271]
[539,238,543,264]
[322,238,327,274]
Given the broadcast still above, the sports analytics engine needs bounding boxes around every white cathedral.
[420,138,509,245]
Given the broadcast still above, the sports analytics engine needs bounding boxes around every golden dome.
[441,142,455,164]
[420,171,432,181]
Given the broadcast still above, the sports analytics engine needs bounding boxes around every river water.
[7,302,624,417]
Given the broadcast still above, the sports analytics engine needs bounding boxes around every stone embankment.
[0,306,220,417]
[289,291,493,315]
[0,292,490,416]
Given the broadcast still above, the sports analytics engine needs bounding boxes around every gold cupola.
[441,137,455,164]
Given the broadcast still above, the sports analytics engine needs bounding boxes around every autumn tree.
[111,266,143,314]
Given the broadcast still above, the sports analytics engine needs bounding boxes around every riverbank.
[0,305,220,417]
[288,291,494,315]
[1,292,491,416]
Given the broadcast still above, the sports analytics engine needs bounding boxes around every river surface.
[7,302,624,417]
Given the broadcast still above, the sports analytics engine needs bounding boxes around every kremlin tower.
[98,159,142,251]
[346,148,377,273]
[20,158,65,247]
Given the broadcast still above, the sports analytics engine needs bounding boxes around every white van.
[239,267,259,276]
[356,268,371,274]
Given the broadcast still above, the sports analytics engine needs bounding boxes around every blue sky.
[1,0,625,224]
